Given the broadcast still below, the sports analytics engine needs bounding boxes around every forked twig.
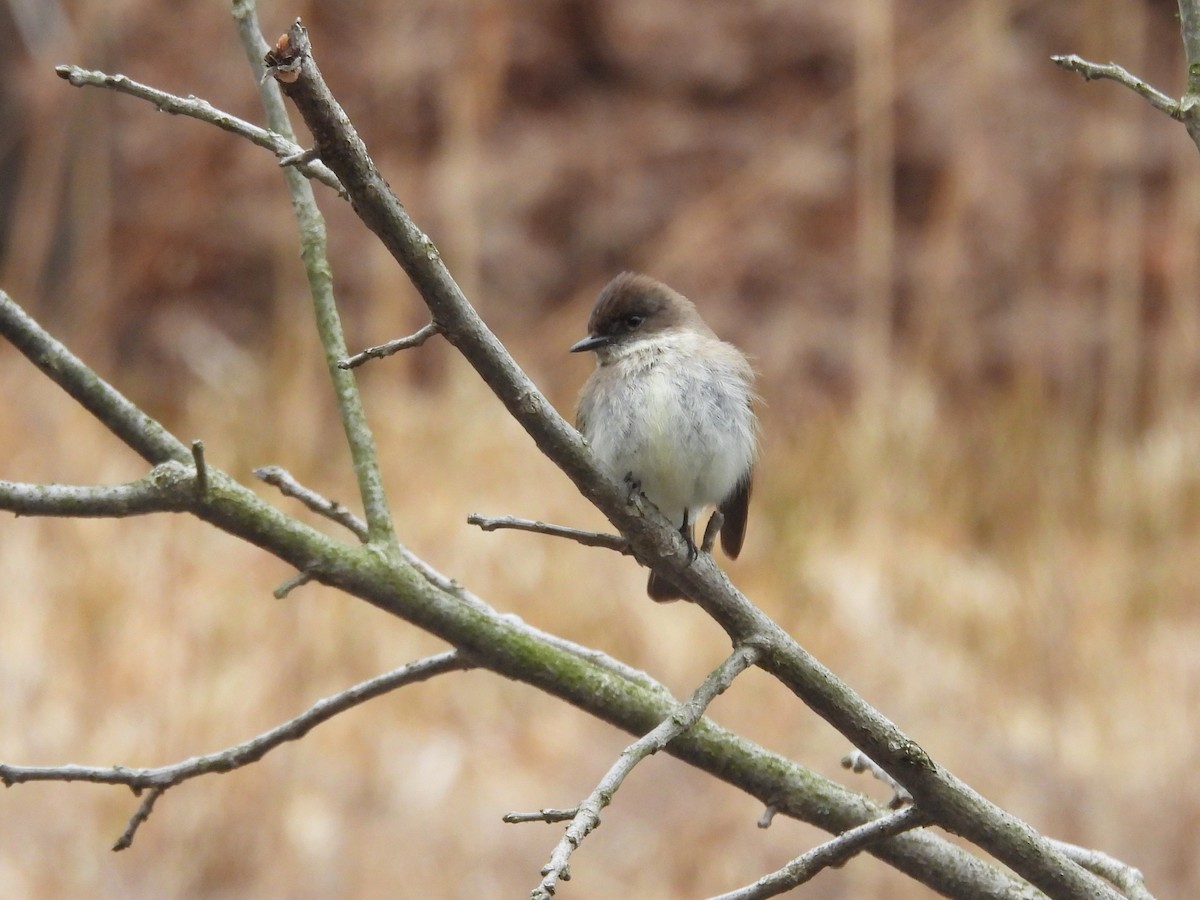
[339,322,444,369]
[711,806,930,900]
[525,644,762,899]
[0,651,473,849]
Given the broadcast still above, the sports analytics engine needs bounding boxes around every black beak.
[570,334,610,353]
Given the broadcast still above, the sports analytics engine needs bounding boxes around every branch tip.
[338,322,444,369]
[274,571,312,599]
[842,750,913,808]
[467,513,631,554]
[503,808,578,825]
[1051,52,1182,119]
[1,650,473,852]
[112,786,165,851]
[530,645,760,896]
[713,806,930,899]
[191,440,208,497]
[253,465,368,541]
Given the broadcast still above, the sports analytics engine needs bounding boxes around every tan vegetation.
[1,1,1198,897]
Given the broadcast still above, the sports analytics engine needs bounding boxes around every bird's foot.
[623,471,643,504]
[680,510,698,565]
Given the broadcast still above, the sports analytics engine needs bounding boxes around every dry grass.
[2,1,1200,897]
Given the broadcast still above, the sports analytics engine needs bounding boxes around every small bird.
[571,272,758,601]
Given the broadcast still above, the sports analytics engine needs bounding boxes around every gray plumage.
[572,272,758,601]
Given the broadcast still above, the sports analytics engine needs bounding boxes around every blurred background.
[2,0,1198,897]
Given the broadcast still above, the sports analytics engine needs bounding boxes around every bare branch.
[467,513,631,554]
[0,292,1064,898]
[1181,0,1200,95]
[1,651,473,848]
[230,7,396,547]
[191,440,209,498]
[512,621,674,697]
[1048,839,1155,900]
[1053,5,1200,155]
[711,806,930,900]
[273,571,313,599]
[279,146,321,167]
[338,322,444,369]
[112,787,164,852]
[3,8,1149,893]
[53,64,344,196]
[1,284,1051,895]
[254,465,368,541]
[532,644,761,899]
[0,463,195,518]
[266,24,1127,897]
[1050,55,1181,119]
[502,808,577,825]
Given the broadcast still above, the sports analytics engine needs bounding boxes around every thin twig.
[1173,0,1200,152]
[1180,0,1200,97]
[338,322,444,369]
[191,440,208,498]
[843,750,914,808]
[53,64,345,196]
[273,571,313,599]
[112,787,164,852]
[710,806,930,900]
[1048,839,1155,900]
[1050,55,1181,119]
[467,514,631,554]
[232,3,396,546]
[531,644,762,899]
[0,651,474,848]
[279,146,321,167]
[503,808,578,825]
[0,463,196,518]
[254,465,368,542]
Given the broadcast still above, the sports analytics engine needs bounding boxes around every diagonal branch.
[1049,55,1181,119]
[1181,0,1200,97]
[265,22,1124,899]
[0,291,189,466]
[1053,2,1200,153]
[1049,839,1154,900]
[254,465,369,541]
[5,7,1146,893]
[0,651,474,849]
[528,644,761,900]
[338,322,444,369]
[113,787,165,852]
[231,1,396,545]
[712,806,931,900]
[0,288,1062,899]
[54,64,344,196]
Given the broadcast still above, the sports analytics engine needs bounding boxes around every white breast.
[579,331,756,528]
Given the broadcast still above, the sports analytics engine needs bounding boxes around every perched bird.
[571,272,758,601]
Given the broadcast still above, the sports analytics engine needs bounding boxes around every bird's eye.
[625,315,644,329]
